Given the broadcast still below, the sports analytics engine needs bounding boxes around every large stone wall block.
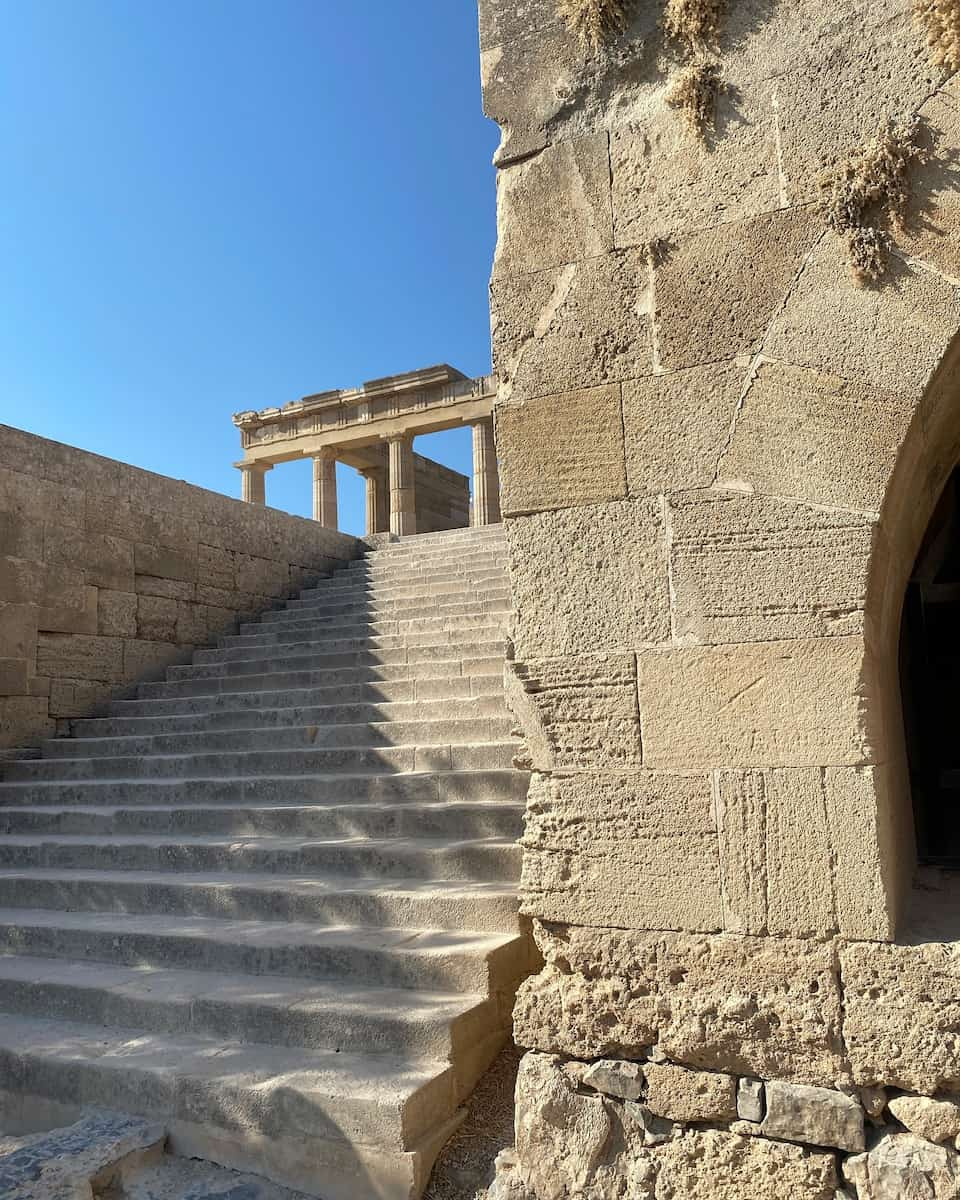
[655,209,821,371]
[134,543,197,586]
[506,499,670,658]
[654,1128,837,1200]
[520,771,722,930]
[637,637,876,770]
[36,634,124,685]
[762,1080,865,1152]
[669,492,875,644]
[491,251,653,403]
[844,1131,960,1199]
[718,360,916,514]
[494,133,613,279]
[496,385,627,514]
[622,361,743,496]
[642,1062,738,1124]
[0,466,84,529]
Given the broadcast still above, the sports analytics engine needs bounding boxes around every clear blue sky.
[0,0,500,535]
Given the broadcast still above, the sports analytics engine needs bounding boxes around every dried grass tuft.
[662,0,726,56]
[667,62,725,137]
[556,0,631,50]
[823,118,928,283]
[913,0,960,71]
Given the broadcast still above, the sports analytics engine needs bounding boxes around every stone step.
[0,869,520,931]
[257,595,511,625]
[136,667,504,703]
[0,768,529,808]
[41,716,515,758]
[383,525,505,545]
[338,564,508,587]
[0,1011,469,1198]
[199,629,505,662]
[236,610,507,639]
[167,645,505,681]
[298,573,508,599]
[0,833,522,882]
[286,585,511,611]
[0,799,525,841]
[0,908,533,992]
[0,741,516,781]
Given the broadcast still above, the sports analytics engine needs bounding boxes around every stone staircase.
[0,524,533,1200]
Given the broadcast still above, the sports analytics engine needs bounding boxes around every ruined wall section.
[413,453,471,532]
[480,0,960,1195]
[0,424,358,750]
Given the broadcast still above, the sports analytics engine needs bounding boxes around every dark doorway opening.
[900,467,960,868]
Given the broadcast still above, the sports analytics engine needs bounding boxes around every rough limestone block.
[0,560,84,611]
[654,1128,837,1200]
[0,605,38,663]
[48,678,113,719]
[175,602,209,647]
[0,467,84,529]
[496,385,627,515]
[36,633,124,684]
[134,576,195,602]
[762,1081,865,1152]
[506,500,670,658]
[738,1078,765,1123]
[0,511,43,561]
[622,361,743,496]
[137,595,178,643]
[490,251,653,404]
[0,659,28,695]
[515,923,846,1085]
[582,1060,645,1101]
[234,554,285,596]
[611,89,781,250]
[515,1053,612,1200]
[642,1063,737,1124]
[134,543,197,585]
[198,543,236,591]
[98,591,138,639]
[506,656,642,771]
[844,1132,960,1200]
[637,636,874,770]
[494,133,614,278]
[47,529,135,594]
[655,209,821,371]
[717,768,836,937]
[520,771,722,931]
[763,239,960,397]
[718,360,915,515]
[888,1095,960,1144]
[0,697,51,748]
[842,941,960,1092]
[901,85,960,281]
[122,640,185,684]
[668,492,875,644]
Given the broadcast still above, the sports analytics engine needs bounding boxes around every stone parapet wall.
[413,453,470,533]
[0,424,359,750]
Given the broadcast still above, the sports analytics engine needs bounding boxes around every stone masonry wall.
[413,453,471,533]
[0,424,358,751]
[479,0,960,1196]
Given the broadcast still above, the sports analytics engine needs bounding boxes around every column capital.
[313,447,338,462]
[234,460,273,473]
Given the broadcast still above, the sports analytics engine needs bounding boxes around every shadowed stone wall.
[479,1,960,1195]
[0,424,358,751]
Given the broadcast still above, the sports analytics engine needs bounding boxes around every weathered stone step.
[0,869,520,931]
[0,908,532,992]
[103,693,507,725]
[168,644,505,681]
[258,595,510,625]
[0,954,499,1061]
[0,833,522,882]
[297,574,508,601]
[0,1011,466,1198]
[198,630,505,662]
[236,610,507,640]
[289,582,511,608]
[136,666,504,702]
[0,741,516,781]
[338,565,508,589]
[0,768,529,809]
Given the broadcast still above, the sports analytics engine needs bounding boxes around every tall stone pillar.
[236,461,272,505]
[386,435,417,537]
[471,416,501,526]
[312,450,338,529]
[359,466,389,536]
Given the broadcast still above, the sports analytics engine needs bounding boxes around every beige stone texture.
[718,360,916,515]
[637,637,875,770]
[97,591,138,639]
[622,361,743,496]
[490,251,653,403]
[888,1095,960,1144]
[844,1132,960,1200]
[653,1128,837,1200]
[581,1060,645,1102]
[762,1080,865,1152]
[654,209,822,372]
[520,771,722,931]
[506,500,670,658]
[496,385,626,515]
[36,634,124,685]
[494,133,613,279]
[668,492,875,644]
[506,656,642,772]
[901,84,960,282]
[842,941,960,1092]
[642,1063,737,1124]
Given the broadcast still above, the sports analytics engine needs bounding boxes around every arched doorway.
[900,467,960,868]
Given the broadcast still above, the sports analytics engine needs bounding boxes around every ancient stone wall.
[0,424,358,751]
[480,0,960,1195]
[413,453,471,532]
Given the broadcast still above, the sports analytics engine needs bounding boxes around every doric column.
[386,435,417,537]
[312,449,338,529]
[359,466,389,536]
[236,461,272,505]
[471,416,501,526]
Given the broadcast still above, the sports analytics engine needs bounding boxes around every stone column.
[471,416,501,526]
[386,435,417,537]
[237,461,272,505]
[359,466,389,536]
[312,450,338,529]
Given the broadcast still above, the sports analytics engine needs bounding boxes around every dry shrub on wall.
[824,118,929,284]
[555,0,632,50]
[914,0,960,71]
[667,61,724,137]
[662,0,725,56]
